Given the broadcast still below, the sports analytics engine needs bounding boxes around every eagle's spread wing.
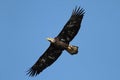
[57,7,85,43]
[27,44,63,76]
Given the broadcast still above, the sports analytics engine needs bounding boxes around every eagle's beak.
[46,38,51,41]
[46,38,55,43]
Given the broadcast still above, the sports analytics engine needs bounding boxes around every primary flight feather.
[27,6,85,76]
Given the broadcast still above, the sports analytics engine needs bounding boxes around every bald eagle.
[27,6,85,76]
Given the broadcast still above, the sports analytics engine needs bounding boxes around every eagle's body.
[47,37,78,54]
[27,6,85,76]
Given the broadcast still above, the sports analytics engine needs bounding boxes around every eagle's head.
[46,38,55,43]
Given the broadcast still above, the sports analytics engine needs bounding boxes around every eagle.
[27,6,85,76]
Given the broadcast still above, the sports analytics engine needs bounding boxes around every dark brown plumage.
[27,6,85,76]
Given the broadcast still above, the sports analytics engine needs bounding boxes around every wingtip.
[72,6,85,16]
[26,67,39,77]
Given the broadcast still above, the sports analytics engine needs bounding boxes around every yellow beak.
[46,37,55,43]
[46,38,51,41]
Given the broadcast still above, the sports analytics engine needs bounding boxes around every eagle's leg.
[66,45,78,55]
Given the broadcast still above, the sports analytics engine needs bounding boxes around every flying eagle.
[27,6,85,76]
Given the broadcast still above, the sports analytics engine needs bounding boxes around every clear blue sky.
[0,0,120,80]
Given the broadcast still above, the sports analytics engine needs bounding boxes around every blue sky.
[0,0,120,80]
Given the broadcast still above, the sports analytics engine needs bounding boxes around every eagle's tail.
[66,45,78,55]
